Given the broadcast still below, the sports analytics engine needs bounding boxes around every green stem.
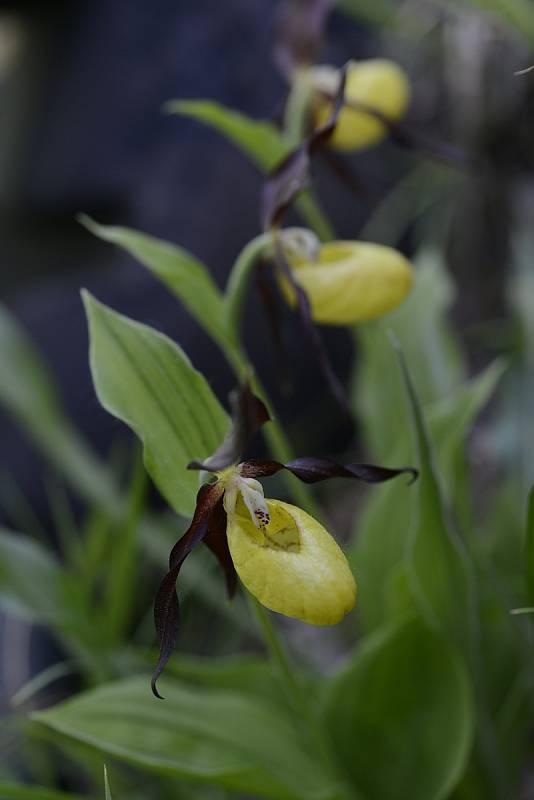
[224,239,324,520]
[283,72,314,147]
[224,233,272,337]
[296,191,335,242]
[248,595,353,800]
[248,595,303,709]
[282,71,336,242]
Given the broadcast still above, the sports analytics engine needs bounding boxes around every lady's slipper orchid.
[310,59,410,151]
[279,232,414,325]
[152,385,417,697]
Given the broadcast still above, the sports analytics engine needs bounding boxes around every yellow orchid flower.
[278,230,413,325]
[151,385,416,697]
[310,59,410,151]
[226,494,356,625]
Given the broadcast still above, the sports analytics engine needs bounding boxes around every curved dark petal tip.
[194,383,271,473]
[187,459,208,471]
[406,468,419,485]
[151,674,165,700]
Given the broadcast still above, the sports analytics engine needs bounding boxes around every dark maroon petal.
[188,383,270,473]
[260,67,350,413]
[284,457,418,484]
[256,261,294,394]
[262,64,347,231]
[262,147,311,231]
[151,482,222,698]
[240,456,418,485]
[319,149,372,200]
[274,0,335,78]
[203,497,236,599]
[239,459,285,479]
[272,237,351,416]
[321,92,473,170]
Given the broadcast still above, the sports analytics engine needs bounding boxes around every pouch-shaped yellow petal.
[281,240,413,325]
[226,498,356,625]
[312,59,410,151]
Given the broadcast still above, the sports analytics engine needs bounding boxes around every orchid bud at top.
[310,59,410,151]
[279,235,413,326]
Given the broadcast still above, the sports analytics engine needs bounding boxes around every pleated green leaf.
[0,785,83,800]
[322,617,474,800]
[351,358,502,633]
[83,293,228,518]
[0,303,118,511]
[166,100,290,171]
[80,216,235,356]
[0,527,62,623]
[34,677,339,800]
[397,346,474,650]
[354,250,465,462]
[525,486,534,604]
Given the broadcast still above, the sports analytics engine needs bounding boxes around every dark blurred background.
[1,0,534,695]
[0,0,382,523]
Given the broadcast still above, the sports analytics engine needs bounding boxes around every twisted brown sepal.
[151,482,223,699]
[274,0,336,78]
[262,63,347,230]
[319,92,474,171]
[272,237,351,416]
[240,456,418,485]
[255,260,291,388]
[188,383,270,473]
[203,497,236,598]
[261,67,351,415]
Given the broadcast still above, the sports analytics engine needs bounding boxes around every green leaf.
[354,249,466,461]
[0,785,83,800]
[103,765,112,800]
[0,303,118,512]
[397,346,474,650]
[427,359,506,524]
[83,293,229,518]
[0,527,62,623]
[351,357,501,633]
[167,100,334,241]
[166,100,290,171]
[80,216,236,356]
[162,653,279,700]
[34,677,339,800]
[0,304,62,425]
[322,617,474,800]
[525,486,534,604]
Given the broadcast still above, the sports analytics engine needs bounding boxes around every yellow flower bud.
[226,497,356,625]
[281,239,413,325]
[311,59,410,151]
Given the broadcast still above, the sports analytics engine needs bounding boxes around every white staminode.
[223,475,270,529]
[280,227,321,263]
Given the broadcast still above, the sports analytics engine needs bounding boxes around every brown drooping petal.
[188,383,270,473]
[203,497,236,599]
[262,63,347,230]
[240,456,418,485]
[151,482,222,698]
[272,237,350,415]
[255,261,293,393]
[319,91,473,170]
[261,67,351,414]
[274,0,335,78]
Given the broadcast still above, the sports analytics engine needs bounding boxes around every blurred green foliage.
[1,1,534,798]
